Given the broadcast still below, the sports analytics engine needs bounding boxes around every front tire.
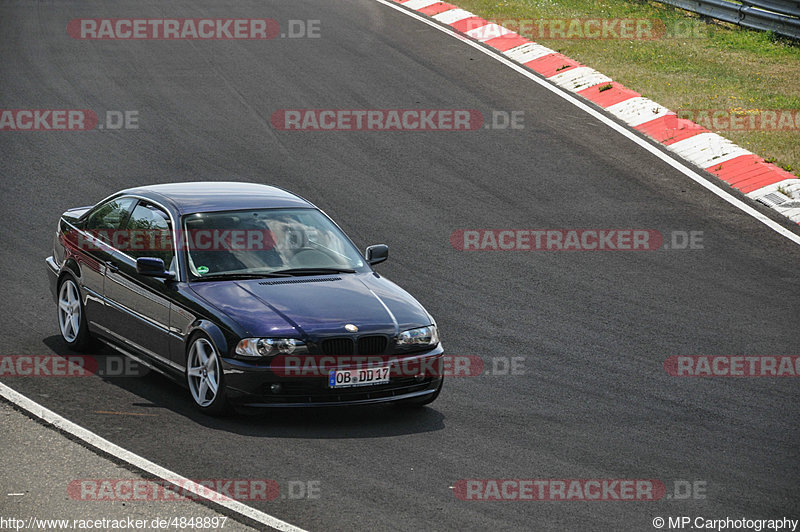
[186,334,230,416]
[57,274,93,351]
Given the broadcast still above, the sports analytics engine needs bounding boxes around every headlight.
[235,338,306,359]
[396,326,439,347]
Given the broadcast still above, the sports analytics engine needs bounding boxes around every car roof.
[119,182,315,215]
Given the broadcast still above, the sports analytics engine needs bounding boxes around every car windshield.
[182,208,366,280]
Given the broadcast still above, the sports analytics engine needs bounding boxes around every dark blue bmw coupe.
[45,182,443,414]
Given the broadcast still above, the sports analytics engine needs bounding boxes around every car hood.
[189,273,433,338]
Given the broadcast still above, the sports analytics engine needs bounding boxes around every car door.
[75,196,137,332]
[102,199,178,370]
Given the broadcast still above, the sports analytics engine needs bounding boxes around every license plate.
[329,366,391,388]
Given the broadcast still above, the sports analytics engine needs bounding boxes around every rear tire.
[57,274,93,352]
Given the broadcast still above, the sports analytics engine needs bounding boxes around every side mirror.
[365,244,389,266]
[136,257,174,279]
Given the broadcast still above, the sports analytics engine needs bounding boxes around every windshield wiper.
[270,267,356,276]
[192,272,292,282]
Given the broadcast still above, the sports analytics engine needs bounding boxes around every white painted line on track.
[375,0,800,246]
[0,381,308,532]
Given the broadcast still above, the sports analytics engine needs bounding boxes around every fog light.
[270,384,282,394]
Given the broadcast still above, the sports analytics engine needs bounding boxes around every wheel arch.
[185,320,230,360]
[58,258,81,282]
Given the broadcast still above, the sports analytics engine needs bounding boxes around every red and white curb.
[391,0,800,225]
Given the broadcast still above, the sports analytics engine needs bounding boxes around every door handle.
[105,261,119,273]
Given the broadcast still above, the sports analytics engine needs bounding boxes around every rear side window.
[85,198,135,231]
[124,202,173,265]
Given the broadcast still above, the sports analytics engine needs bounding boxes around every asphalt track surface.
[2,1,800,530]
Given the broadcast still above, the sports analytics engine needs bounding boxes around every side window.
[85,198,136,231]
[124,202,174,266]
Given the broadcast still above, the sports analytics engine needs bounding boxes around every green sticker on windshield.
[197,266,209,275]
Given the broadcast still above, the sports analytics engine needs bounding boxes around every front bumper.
[45,256,60,301]
[221,345,444,407]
